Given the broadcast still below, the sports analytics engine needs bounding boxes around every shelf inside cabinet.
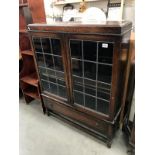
[21,50,33,56]
[21,73,38,87]
[19,3,28,7]
[24,87,40,99]
[19,29,27,33]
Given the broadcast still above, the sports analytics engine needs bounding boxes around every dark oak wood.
[28,21,132,35]
[28,0,46,23]
[28,21,132,147]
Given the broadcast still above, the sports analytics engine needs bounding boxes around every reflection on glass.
[98,42,113,64]
[84,79,96,88]
[72,60,82,77]
[70,40,82,59]
[97,99,109,114]
[55,71,64,79]
[97,81,111,91]
[41,80,50,91]
[97,88,110,100]
[74,91,84,106]
[73,76,83,84]
[83,41,97,61]
[85,86,96,96]
[57,79,65,86]
[33,38,42,52]
[36,53,45,67]
[51,39,61,55]
[84,62,96,80]
[47,68,55,77]
[58,85,67,98]
[41,38,51,54]
[39,67,48,80]
[98,64,112,83]
[49,83,57,95]
[48,76,56,83]
[54,56,63,71]
[74,83,83,92]
[85,95,96,110]
[44,54,54,68]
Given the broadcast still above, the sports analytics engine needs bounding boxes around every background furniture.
[19,0,46,110]
[122,32,135,154]
[28,21,132,147]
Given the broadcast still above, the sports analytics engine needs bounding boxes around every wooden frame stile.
[108,38,121,121]
[62,34,74,105]
[28,30,46,113]
[60,33,73,105]
[106,40,121,144]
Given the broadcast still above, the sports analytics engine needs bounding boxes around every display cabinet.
[28,21,132,147]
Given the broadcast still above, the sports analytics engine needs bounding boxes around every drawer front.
[43,96,109,135]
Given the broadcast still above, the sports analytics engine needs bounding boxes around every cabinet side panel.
[117,31,131,119]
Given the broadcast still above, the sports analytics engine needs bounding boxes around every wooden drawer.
[43,96,109,135]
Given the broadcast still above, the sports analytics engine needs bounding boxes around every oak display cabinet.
[28,21,132,147]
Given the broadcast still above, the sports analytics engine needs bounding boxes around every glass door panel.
[84,62,96,80]
[70,39,114,115]
[32,37,67,100]
[98,65,112,84]
[98,42,113,64]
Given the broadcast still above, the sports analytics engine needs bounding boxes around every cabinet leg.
[46,109,50,116]
[107,140,112,148]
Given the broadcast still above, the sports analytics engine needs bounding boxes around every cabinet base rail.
[46,108,114,148]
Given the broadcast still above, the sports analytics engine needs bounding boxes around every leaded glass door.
[70,39,114,116]
[32,36,68,102]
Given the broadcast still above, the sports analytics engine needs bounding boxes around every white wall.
[44,0,135,22]
[44,0,108,17]
[123,0,135,31]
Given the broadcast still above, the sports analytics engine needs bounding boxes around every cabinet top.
[28,21,132,36]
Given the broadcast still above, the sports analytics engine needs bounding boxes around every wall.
[44,0,135,24]
[44,0,108,19]
[123,0,135,31]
